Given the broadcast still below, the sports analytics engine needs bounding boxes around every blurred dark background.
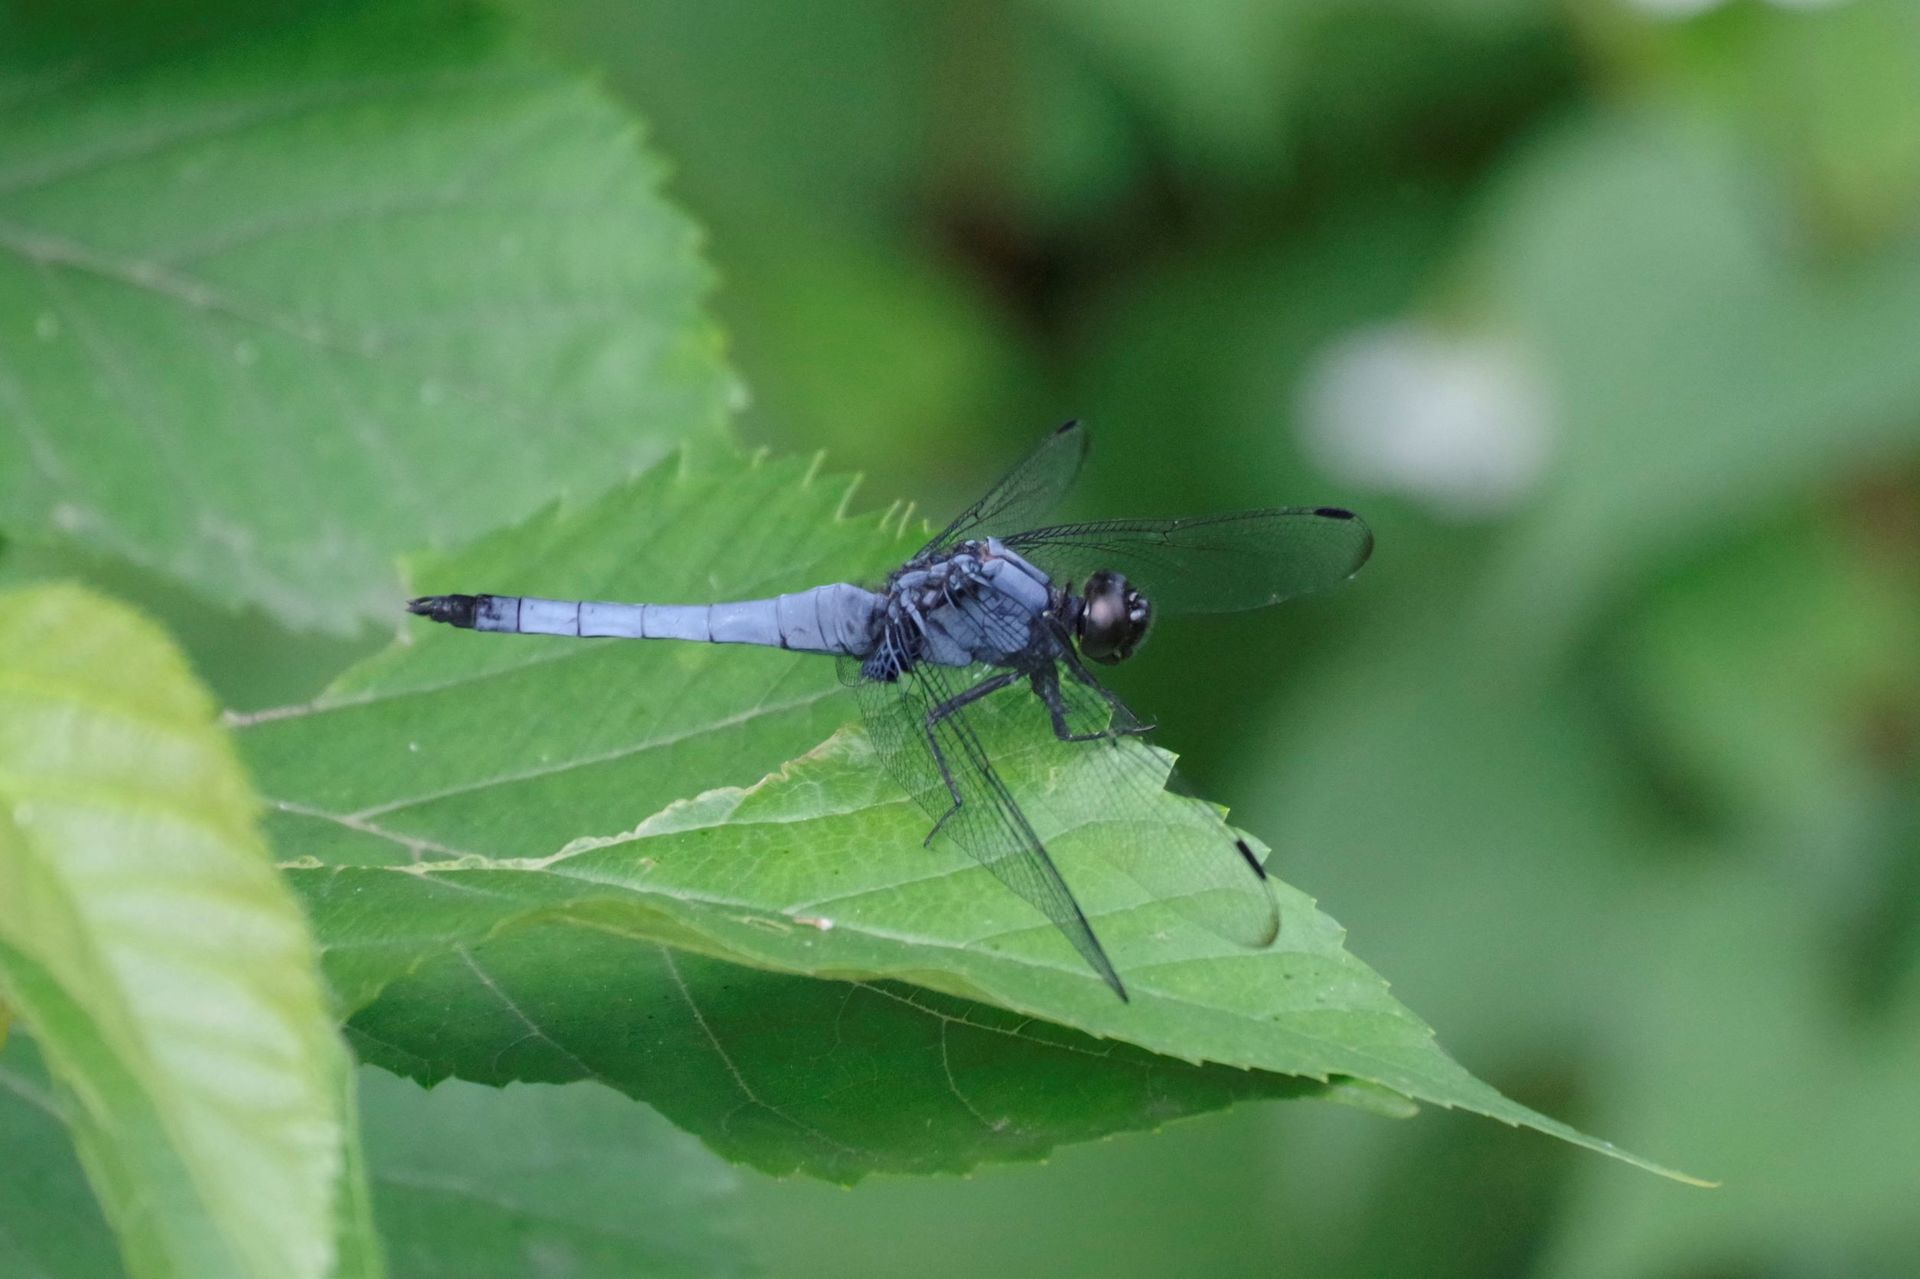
[486,2,1920,1276]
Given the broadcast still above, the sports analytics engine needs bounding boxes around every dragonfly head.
[1075,570,1152,664]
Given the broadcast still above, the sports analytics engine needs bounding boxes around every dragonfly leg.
[919,669,1020,846]
[1037,660,1156,741]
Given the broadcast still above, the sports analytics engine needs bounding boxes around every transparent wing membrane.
[917,420,1089,559]
[1003,508,1373,612]
[842,637,1281,995]
[840,654,1126,998]
[1038,655,1280,949]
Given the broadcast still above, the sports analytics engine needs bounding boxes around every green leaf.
[248,450,1357,1177]
[0,1035,121,1279]
[0,584,377,1278]
[0,2,730,633]
[239,447,1692,1183]
[338,923,1393,1181]
[358,1066,753,1278]
[1,1033,755,1278]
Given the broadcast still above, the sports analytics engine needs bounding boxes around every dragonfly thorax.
[877,537,1061,673]
[1073,570,1152,665]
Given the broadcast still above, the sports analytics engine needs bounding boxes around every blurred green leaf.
[0,1035,122,1279]
[0,584,375,1279]
[713,228,1027,503]
[358,1067,752,1278]
[1068,202,1456,517]
[722,1102,1319,1279]
[1031,0,1303,172]
[507,0,929,232]
[1619,511,1919,870]
[1241,362,1920,1278]
[507,0,1028,495]
[0,1,729,634]
[992,19,1146,230]
[0,538,381,714]
[1237,544,1647,1061]
[1057,206,1460,810]
[240,447,1686,1182]
[1648,0,1920,244]
[1542,869,1920,1278]
[1,1033,756,1278]
[1470,109,1920,649]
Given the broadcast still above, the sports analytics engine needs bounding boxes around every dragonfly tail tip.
[406,594,478,628]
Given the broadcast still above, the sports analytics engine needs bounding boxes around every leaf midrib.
[288,849,1444,1091]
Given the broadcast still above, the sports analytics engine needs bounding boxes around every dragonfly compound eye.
[1077,570,1152,664]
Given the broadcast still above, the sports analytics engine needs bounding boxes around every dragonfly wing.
[1002,507,1373,613]
[843,655,1125,999]
[916,420,1090,559]
[1039,652,1280,948]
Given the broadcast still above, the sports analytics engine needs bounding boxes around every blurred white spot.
[407,742,420,753]
[51,502,88,531]
[1298,321,1555,520]
[233,340,257,366]
[34,312,59,339]
[793,915,835,931]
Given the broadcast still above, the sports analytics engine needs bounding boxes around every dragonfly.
[408,422,1372,999]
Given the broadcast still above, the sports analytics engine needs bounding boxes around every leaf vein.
[342,685,842,821]
[0,66,548,201]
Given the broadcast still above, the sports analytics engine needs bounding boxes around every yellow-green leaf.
[0,584,377,1279]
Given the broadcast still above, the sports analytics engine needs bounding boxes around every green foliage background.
[3,0,1919,1276]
